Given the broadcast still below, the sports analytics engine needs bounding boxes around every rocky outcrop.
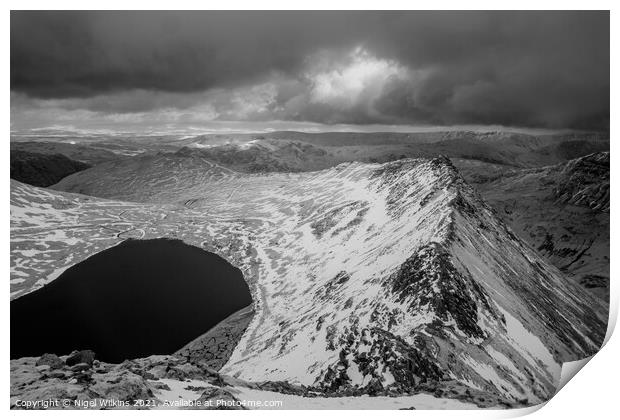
[11,353,222,409]
[36,354,65,370]
[11,355,154,409]
[389,243,497,339]
[11,351,514,410]
[66,350,96,367]
[553,152,609,211]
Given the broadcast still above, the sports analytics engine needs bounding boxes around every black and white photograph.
[7,7,614,413]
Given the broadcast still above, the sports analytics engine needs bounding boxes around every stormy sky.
[11,11,609,133]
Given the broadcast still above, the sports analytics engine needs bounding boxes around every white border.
[3,3,617,419]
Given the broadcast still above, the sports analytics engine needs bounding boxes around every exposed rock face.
[87,370,155,403]
[176,305,254,370]
[11,354,226,409]
[318,327,445,394]
[11,156,607,406]
[10,150,90,187]
[115,355,221,382]
[553,152,609,211]
[389,243,496,339]
[11,356,155,409]
[36,354,65,370]
[70,363,92,372]
[66,350,96,367]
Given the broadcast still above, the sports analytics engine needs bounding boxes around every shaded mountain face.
[464,153,609,302]
[10,141,119,166]
[11,156,606,405]
[10,150,90,187]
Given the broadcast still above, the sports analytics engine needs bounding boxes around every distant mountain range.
[12,130,610,171]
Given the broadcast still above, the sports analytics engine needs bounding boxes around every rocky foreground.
[11,350,515,410]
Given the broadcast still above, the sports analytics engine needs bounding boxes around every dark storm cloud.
[11,11,609,130]
[11,11,362,96]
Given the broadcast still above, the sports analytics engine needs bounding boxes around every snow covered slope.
[11,157,606,405]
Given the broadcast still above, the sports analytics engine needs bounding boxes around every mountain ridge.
[11,156,606,405]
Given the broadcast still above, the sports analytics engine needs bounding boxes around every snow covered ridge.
[10,156,607,407]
